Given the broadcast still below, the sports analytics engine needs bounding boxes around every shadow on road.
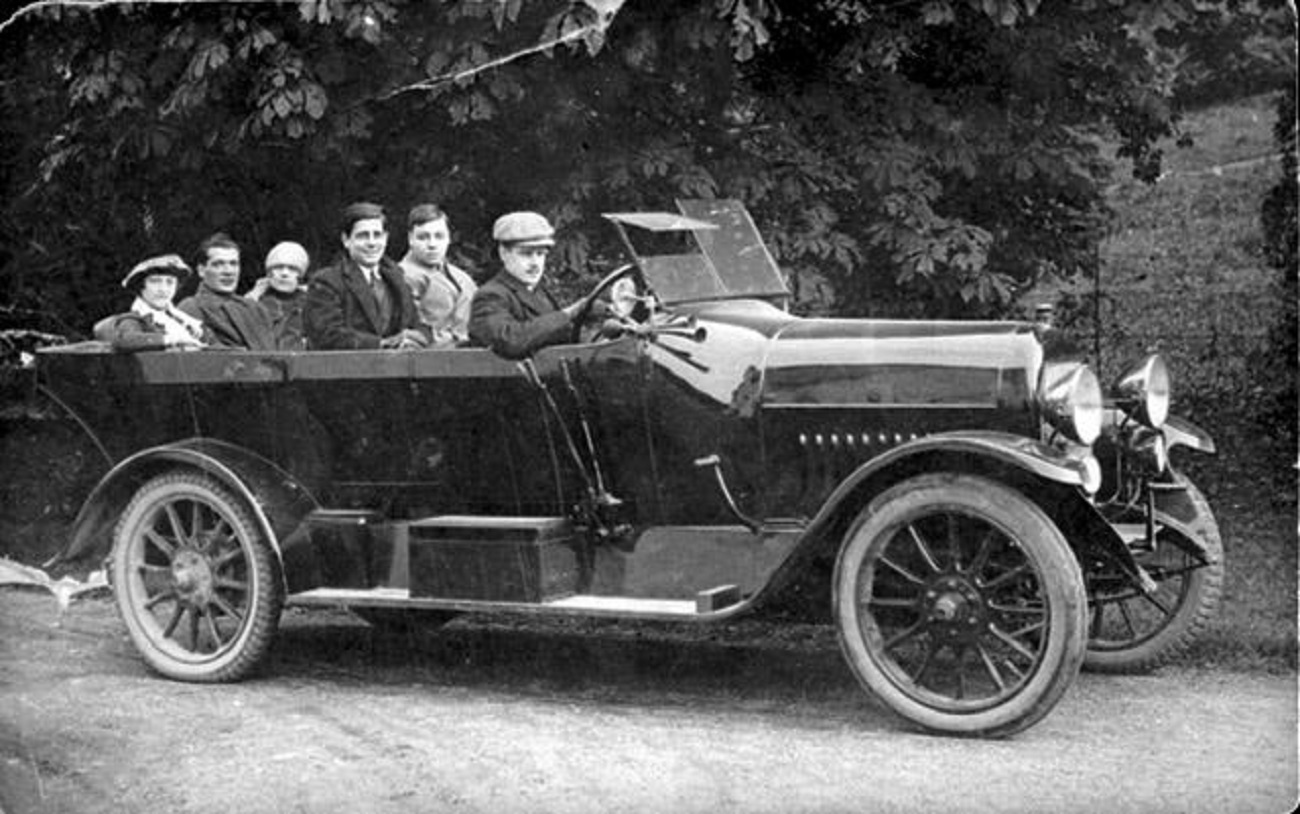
[269,609,882,722]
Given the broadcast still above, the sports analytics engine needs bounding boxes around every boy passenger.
[400,204,477,348]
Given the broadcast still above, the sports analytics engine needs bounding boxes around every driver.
[468,211,588,359]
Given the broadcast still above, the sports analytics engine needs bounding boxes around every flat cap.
[492,211,555,246]
[120,254,192,289]
[265,241,310,272]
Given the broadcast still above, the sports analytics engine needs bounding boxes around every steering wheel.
[570,262,640,332]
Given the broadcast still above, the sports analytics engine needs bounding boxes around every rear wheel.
[111,471,283,682]
[1085,479,1223,673]
[834,474,1088,737]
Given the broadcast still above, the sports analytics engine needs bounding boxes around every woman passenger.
[93,254,207,351]
[246,241,310,350]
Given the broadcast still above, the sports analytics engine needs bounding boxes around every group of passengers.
[96,201,590,360]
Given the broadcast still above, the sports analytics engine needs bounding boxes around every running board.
[287,586,745,621]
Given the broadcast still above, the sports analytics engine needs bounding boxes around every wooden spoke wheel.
[111,472,282,682]
[834,474,1088,737]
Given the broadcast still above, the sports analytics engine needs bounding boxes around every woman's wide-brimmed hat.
[120,254,192,290]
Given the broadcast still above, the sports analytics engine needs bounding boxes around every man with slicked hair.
[304,202,428,350]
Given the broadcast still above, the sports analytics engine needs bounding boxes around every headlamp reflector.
[1114,354,1171,428]
[1040,363,1103,445]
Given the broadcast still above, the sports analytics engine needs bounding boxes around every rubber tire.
[834,473,1088,738]
[111,471,283,682]
[1084,478,1224,673]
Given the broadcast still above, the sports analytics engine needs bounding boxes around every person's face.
[408,217,450,267]
[199,247,241,293]
[266,263,303,294]
[139,274,178,309]
[500,244,549,288]
[343,217,388,269]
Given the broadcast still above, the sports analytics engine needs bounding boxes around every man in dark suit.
[177,233,277,351]
[468,211,586,359]
[304,202,429,350]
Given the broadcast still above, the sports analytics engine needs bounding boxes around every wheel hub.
[931,593,963,621]
[924,577,986,639]
[171,548,215,604]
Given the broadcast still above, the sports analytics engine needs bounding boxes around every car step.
[287,585,745,620]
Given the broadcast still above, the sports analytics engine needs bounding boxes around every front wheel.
[111,471,283,682]
[834,474,1088,738]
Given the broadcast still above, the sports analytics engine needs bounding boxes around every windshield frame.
[602,199,791,307]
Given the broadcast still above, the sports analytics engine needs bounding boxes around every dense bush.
[2,0,1283,339]
[1171,0,1295,108]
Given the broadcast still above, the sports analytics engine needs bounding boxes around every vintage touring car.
[38,200,1222,737]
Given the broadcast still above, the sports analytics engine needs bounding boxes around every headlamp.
[1113,354,1171,428]
[1130,427,1169,475]
[1039,363,1103,446]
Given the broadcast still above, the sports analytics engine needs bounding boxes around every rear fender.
[760,431,1144,601]
[51,438,319,587]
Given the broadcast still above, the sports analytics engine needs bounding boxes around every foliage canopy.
[0,0,1292,334]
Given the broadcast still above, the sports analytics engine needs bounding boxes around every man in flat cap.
[305,202,429,350]
[468,211,586,359]
[177,232,278,351]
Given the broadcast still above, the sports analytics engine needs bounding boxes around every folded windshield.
[602,199,790,306]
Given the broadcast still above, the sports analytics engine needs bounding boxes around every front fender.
[832,430,1100,493]
[1162,415,1215,454]
[51,438,319,584]
[759,431,1148,603]
[802,431,1099,546]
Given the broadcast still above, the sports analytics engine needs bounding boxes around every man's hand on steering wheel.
[566,263,639,339]
[562,296,592,321]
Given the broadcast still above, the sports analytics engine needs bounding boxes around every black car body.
[39,200,1222,737]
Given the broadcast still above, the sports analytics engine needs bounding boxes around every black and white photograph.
[1,1,1296,812]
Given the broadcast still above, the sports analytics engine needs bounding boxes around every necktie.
[371,270,392,331]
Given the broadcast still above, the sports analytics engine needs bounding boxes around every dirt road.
[1,591,1295,814]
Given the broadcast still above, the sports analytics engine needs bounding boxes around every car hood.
[761,316,1043,410]
[662,301,1045,411]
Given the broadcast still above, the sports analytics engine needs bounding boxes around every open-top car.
[38,199,1222,737]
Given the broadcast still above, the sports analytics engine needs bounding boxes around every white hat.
[120,254,191,289]
[492,212,555,246]
[264,241,310,272]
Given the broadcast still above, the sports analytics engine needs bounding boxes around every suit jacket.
[304,257,423,350]
[178,284,277,351]
[468,271,575,359]
[400,257,477,347]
